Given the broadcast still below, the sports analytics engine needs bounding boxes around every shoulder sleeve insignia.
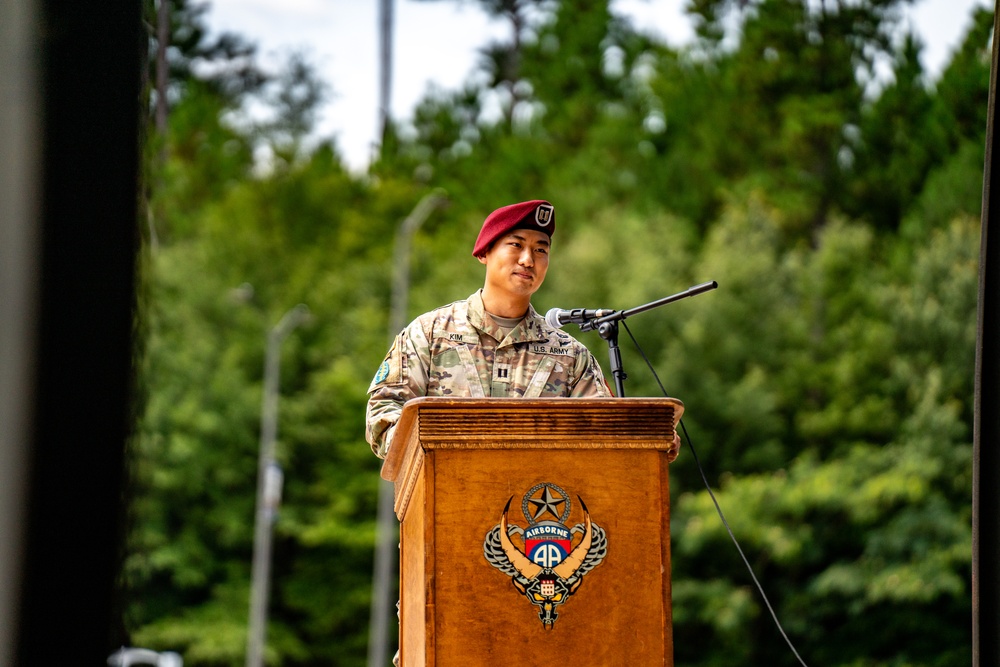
[370,335,405,388]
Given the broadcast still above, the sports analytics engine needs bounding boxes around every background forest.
[125,0,991,665]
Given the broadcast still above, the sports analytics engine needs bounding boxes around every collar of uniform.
[467,290,548,345]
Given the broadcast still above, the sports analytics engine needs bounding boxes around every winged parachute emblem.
[483,483,608,628]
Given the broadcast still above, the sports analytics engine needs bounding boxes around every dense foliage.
[125,0,990,665]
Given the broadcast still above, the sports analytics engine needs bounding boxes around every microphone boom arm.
[578,281,718,397]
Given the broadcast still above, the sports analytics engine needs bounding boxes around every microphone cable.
[621,320,811,667]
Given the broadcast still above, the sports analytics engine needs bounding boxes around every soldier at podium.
[365,199,612,459]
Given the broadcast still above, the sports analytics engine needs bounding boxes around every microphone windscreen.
[545,308,564,329]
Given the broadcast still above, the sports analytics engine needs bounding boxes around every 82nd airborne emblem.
[483,483,607,628]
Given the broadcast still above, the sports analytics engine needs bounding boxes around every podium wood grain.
[382,397,682,667]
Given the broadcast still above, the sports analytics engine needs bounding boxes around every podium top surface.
[382,397,683,481]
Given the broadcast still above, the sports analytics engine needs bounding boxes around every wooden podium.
[381,397,683,667]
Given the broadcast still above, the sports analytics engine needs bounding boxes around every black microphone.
[545,307,616,329]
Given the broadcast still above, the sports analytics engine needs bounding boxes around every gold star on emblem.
[528,485,567,521]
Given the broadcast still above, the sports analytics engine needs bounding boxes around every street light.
[246,303,310,667]
[368,189,447,667]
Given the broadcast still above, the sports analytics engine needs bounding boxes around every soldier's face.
[479,229,550,298]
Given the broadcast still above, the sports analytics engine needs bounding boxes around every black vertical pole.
[13,1,143,663]
[973,6,1000,666]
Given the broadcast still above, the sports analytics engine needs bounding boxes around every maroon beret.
[472,200,555,257]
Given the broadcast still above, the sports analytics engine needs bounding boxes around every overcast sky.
[205,0,993,171]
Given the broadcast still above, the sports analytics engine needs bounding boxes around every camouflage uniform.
[366,290,611,457]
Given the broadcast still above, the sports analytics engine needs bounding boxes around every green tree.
[128,142,449,664]
[845,34,946,230]
[668,213,977,666]
[407,0,552,132]
[125,2,991,665]
[904,5,993,237]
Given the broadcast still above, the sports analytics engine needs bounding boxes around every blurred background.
[122,0,990,664]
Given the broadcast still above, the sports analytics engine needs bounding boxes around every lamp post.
[246,303,310,667]
[368,190,446,667]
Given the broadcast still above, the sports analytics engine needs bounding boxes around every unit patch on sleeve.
[372,336,404,386]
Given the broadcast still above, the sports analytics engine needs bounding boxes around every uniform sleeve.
[569,346,613,398]
[365,322,431,458]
